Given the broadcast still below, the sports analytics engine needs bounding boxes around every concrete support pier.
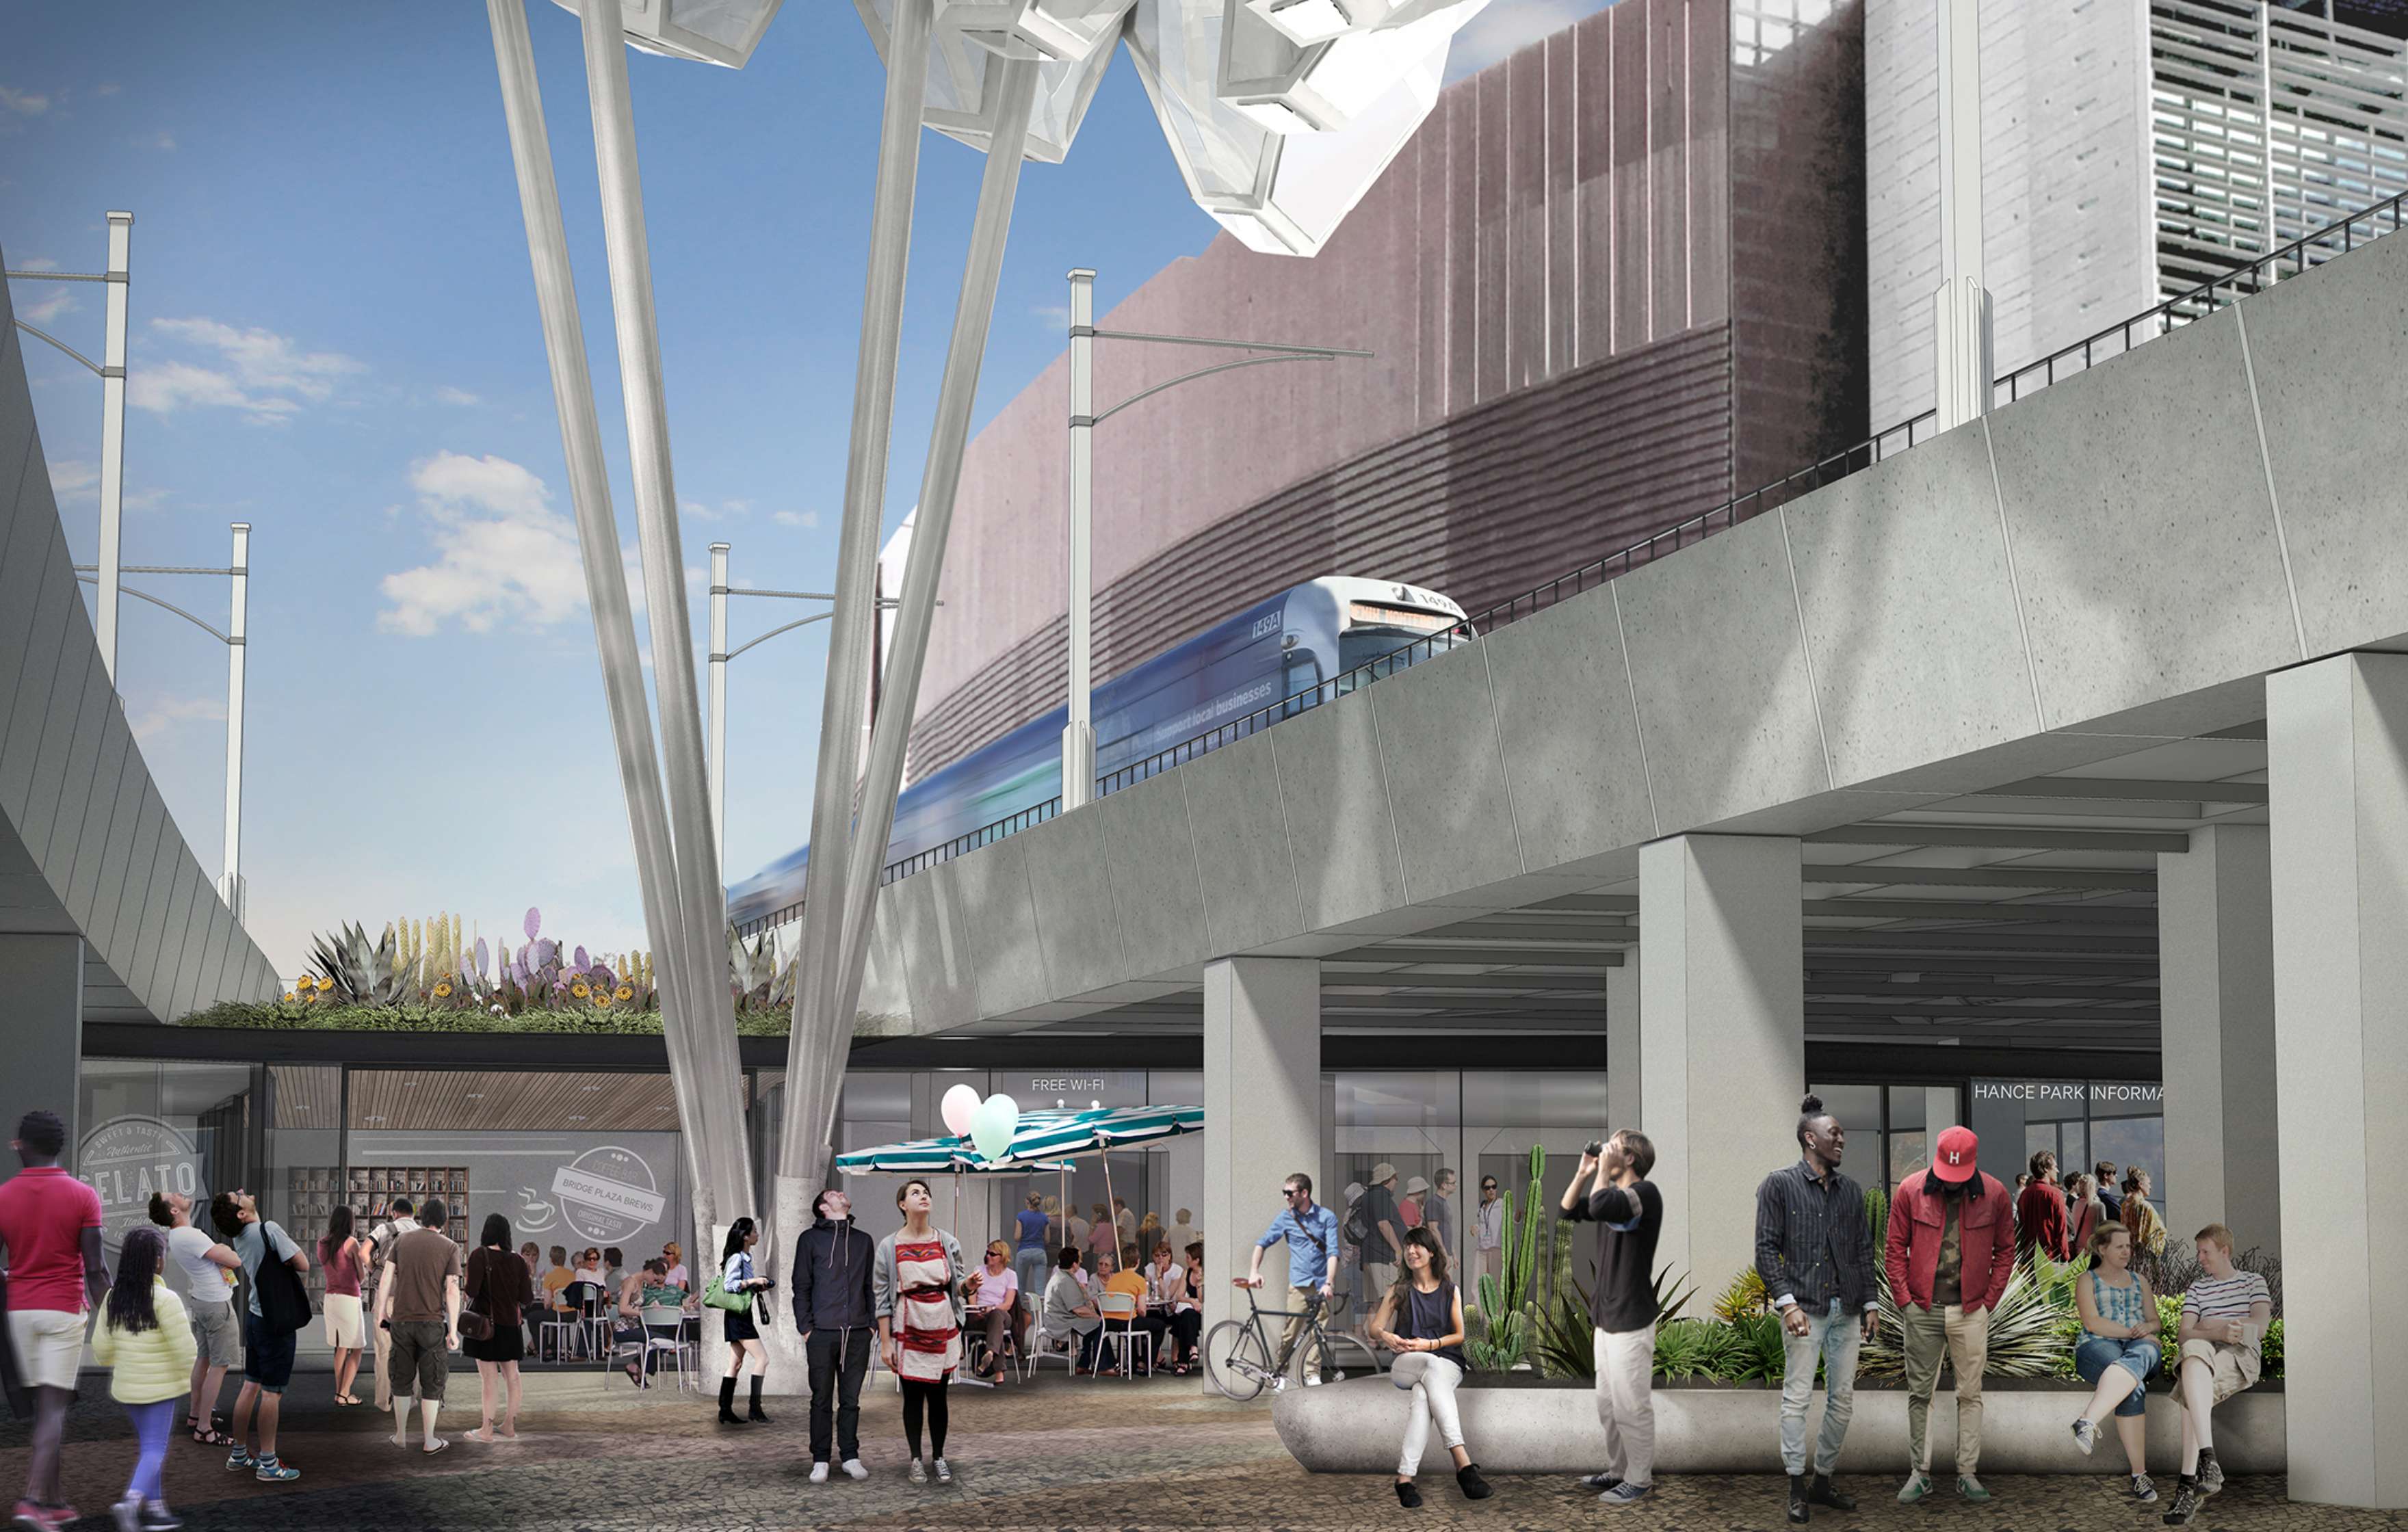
[1638,835,1803,1297]
[1203,956,1320,1359]
[2158,824,2279,1251]
[1606,947,1640,1135]
[2268,652,2408,1509]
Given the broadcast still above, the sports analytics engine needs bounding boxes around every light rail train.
[727,576,1469,929]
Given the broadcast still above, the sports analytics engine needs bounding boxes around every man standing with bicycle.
[1240,1172,1340,1388]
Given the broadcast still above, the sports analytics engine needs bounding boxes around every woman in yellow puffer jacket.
[90,1226,196,1532]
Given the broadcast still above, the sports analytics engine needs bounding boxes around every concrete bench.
[1273,1375,2285,1475]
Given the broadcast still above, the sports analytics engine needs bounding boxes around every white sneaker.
[907,1459,927,1484]
[1303,1373,1323,1386]
[933,1458,952,1484]
[809,1462,830,1484]
[841,1460,869,1481]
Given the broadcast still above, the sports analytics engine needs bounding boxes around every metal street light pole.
[97,213,133,682]
[220,522,248,921]
[70,525,252,921]
[7,210,135,683]
[1933,0,1992,432]
[1060,266,1369,810]
[709,541,729,869]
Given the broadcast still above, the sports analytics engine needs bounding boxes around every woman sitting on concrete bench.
[1366,1227,1491,1509]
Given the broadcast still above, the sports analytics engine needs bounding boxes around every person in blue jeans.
[2069,1221,2164,1504]
[1242,1172,1341,1386]
[1753,1095,1879,1524]
[1012,1193,1051,1312]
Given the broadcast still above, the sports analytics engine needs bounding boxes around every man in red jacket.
[2014,1151,2072,1265]
[1885,1126,2016,1507]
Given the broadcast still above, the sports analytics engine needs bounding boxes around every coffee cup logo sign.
[550,1144,664,1244]
[78,1116,202,1255]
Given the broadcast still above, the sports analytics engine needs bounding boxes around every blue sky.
[1,1,1604,982]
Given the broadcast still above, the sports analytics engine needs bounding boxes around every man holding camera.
[1560,1131,1663,1509]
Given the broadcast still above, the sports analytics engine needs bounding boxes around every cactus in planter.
[1865,1185,1889,1256]
[1467,1145,1547,1371]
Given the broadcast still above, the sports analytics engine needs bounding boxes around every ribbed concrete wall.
[1863,0,2158,429]
[0,244,280,1023]
[865,216,2408,1031]
[908,0,1870,784]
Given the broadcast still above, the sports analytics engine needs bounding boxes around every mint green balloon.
[971,1093,1020,1163]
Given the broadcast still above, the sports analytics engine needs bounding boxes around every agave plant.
[1861,1251,2084,1381]
[304,922,415,1007]
[1714,1266,1770,1323]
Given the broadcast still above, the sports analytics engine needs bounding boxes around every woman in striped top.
[875,1178,967,1485]
[2161,1223,2273,1527]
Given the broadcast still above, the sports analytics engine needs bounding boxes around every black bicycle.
[1203,1282,1383,1401]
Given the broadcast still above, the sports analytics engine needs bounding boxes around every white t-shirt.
[168,1224,234,1305]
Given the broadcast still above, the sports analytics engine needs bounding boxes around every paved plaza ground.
[3,1368,2398,1531]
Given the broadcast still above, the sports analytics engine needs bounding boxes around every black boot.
[746,1376,770,1423]
[717,1377,743,1425]
[1394,1481,1422,1509]
[1788,1473,1811,1524]
[1808,1472,1855,1511]
[1456,1464,1492,1501]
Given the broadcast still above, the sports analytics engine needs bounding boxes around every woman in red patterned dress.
[874,1178,967,1485]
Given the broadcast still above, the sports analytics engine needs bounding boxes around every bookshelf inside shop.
[285,1166,473,1263]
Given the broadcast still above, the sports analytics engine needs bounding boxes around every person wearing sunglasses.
[1240,1173,1340,1387]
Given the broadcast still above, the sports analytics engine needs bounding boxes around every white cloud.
[17,286,75,325]
[0,85,49,116]
[680,497,750,523]
[96,83,121,97]
[1443,0,1606,81]
[138,130,176,152]
[134,316,363,425]
[772,510,821,530]
[378,451,591,636]
[46,459,98,497]
[1031,302,1071,328]
[434,385,481,407]
[16,256,59,272]
[129,694,228,741]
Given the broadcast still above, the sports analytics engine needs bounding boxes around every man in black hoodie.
[792,1187,876,1483]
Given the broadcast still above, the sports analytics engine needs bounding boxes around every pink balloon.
[940,1082,982,1138]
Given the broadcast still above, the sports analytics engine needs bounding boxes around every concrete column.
[1203,956,1319,1369]
[1923,1085,1960,1136]
[2268,652,2408,1510]
[1639,836,1803,1297]
[0,936,83,1165]
[1606,948,1641,1135]
[2158,824,2279,1252]
[2273,655,2408,1512]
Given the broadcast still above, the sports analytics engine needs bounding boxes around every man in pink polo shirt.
[0,1109,109,1532]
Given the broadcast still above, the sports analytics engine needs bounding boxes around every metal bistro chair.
[1096,1291,1153,1380]
[965,1290,1032,1384]
[581,1285,616,1366]
[1026,1297,1081,1378]
[549,1282,598,1362]
[609,1303,694,1390]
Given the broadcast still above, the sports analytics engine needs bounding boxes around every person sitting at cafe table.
[615,1259,681,1385]
[1097,1248,1160,1375]
[965,1242,1021,1380]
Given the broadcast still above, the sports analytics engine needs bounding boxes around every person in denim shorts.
[2068,1221,2163,1503]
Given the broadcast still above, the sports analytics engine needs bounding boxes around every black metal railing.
[865,187,2408,893]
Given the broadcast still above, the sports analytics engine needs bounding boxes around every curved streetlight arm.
[13,319,105,378]
[73,572,234,646]
[1086,349,1334,426]
[721,609,832,662]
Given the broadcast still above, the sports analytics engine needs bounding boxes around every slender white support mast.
[1933,0,1992,432]
[1062,267,1097,810]
[96,211,133,682]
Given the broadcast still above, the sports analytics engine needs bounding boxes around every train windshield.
[1334,601,1472,691]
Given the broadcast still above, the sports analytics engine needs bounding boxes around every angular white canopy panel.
[549,0,783,67]
[854,0,1136,163]
[1125,0,1488,255]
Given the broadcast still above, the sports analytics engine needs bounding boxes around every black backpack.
[1342,1204,1371,1248]
[252,1225,315,1337]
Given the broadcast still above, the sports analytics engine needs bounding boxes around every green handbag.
[703,1272,751,1314]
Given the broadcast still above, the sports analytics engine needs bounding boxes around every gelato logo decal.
[551,1144,664,1243]
[79,1116,202,1255]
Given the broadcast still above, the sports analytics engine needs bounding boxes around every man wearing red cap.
[1884,1125,2016,1505]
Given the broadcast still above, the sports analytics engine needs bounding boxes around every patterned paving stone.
[5,1371,2402,1531]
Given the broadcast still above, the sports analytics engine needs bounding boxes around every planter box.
[1274,1375,2285,1475]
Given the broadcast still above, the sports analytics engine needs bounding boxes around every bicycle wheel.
[1203,1319,1274,1402]
[1320,1326,1385,1379]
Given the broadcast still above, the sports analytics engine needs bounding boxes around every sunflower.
[283,990,298,1003]
[593,991,614,1008]
[571,981,591,999]
[432,981,454,999]
[314,975,335,992]
[614,985,635,1001]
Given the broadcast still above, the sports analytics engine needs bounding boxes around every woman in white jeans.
[1367,1228,1492,1509]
